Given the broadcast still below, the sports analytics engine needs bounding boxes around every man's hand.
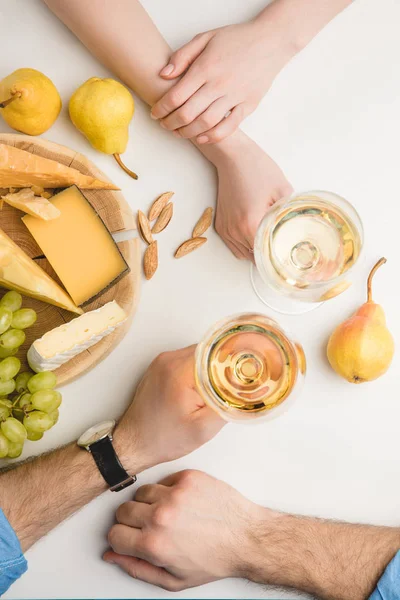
[151,20,294,144]
[105,469,400,599]
[104,469,263,591]
[212,132,292,260]
[114,346,224,475]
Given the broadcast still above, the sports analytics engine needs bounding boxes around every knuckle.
[152,505,175,527]
[178,469,198,487]
[168,89,182,107]
[179,107,194,125]
[108,524,121,549]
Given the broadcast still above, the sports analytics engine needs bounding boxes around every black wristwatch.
[77,420,136,492]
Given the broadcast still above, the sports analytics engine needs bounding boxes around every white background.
[2,0,400,598]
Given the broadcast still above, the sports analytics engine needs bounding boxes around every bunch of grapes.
[0,291,62,459]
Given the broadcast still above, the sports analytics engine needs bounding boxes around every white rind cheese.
[27,301,127,372]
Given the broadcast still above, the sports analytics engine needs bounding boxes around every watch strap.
[89,436,136,492]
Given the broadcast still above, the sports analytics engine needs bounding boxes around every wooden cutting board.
[0,133,140,386]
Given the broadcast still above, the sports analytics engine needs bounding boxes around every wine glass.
[195,313,305,423]
[251,190,364,315]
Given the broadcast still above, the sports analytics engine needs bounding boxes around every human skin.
[0,347,224,552]
[43,0,293,259]
[105,469,400,600]
[153,0,354,144]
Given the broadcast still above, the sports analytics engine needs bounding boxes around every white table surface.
[2,0,400,598]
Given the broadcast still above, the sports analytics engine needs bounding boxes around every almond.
[192,207,213,237]
[148,191,174,221]
[152,202,173,233]
[144,241,158,279]
[175,237,207,258]
[137,210,154,245]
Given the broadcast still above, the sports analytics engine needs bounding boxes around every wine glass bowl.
[195,313,305,423]
[251,190,364,314]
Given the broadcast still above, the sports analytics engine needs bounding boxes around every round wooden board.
[0,133,141,386]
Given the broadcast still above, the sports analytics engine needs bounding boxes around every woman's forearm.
[43,0,172,106]
[43,0,236,166]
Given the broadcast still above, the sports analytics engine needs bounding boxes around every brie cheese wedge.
[27,301,127,372]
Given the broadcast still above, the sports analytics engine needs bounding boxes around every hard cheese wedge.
[27,300,127,372]
[1,188,60,220]
[0,144,119,190]
[0,228,82,314]
[23,186,130,306]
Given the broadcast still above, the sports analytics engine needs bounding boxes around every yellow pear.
[327,258,394,383]
[69,77,138,180]
[0,68,61,135]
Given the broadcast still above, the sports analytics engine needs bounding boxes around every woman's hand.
[211,132,292,260]
[151,19,295,144]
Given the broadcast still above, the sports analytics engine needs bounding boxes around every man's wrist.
[112,425,148,478]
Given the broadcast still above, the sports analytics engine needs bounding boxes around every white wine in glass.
[251,191,364,314]
[195,313,305,423]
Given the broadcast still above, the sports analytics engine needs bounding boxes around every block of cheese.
[0,144,119,190]
[1,188,60,220]
[27,300,127,372]
[0,228,82,314]
[23,186,130,306]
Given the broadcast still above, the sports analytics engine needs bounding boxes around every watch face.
[78,420,116,448]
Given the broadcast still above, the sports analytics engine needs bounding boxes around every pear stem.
[367,257,386,302]
[113,153,138,180]
[0,93,21,108]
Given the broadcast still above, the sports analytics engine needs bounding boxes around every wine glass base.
[250,264,323,316]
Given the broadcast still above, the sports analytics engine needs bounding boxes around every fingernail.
[150,111,158,120]
[160,64,174,77]
[103,556,115,564]
[197,135,209,144]
[172,130,181,138]
[159,120,167,129]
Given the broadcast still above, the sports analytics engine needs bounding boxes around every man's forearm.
[0,429,138,552]
[246,511,400,600]
[255,0,354,55]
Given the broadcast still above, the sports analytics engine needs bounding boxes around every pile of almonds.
[137,191,213,280]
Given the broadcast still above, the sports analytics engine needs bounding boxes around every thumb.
[159,32,213,78]
[103,551,182,591]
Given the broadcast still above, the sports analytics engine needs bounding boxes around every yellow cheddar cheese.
[22,186,129,306]
[0,228,82,314]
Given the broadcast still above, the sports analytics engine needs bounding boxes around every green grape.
[0,379,16,396]
[11,308,37,330]
[0,329,25,350]
[0,357,21,382]
[23,411,53,433]
[0,347,17,359]
[28,372,57,393]
[18,393,33,411]
[0,405,11,421]
[0,399,12,409]
[1,417,27,443]
[0,291,22,312]
[48,408,59,426]
[15,371,33,393]
[0,307,12,335]
[26,429,43,442]
[7,441,23,458]
[0,432,9,458]
[31,389,61,413]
